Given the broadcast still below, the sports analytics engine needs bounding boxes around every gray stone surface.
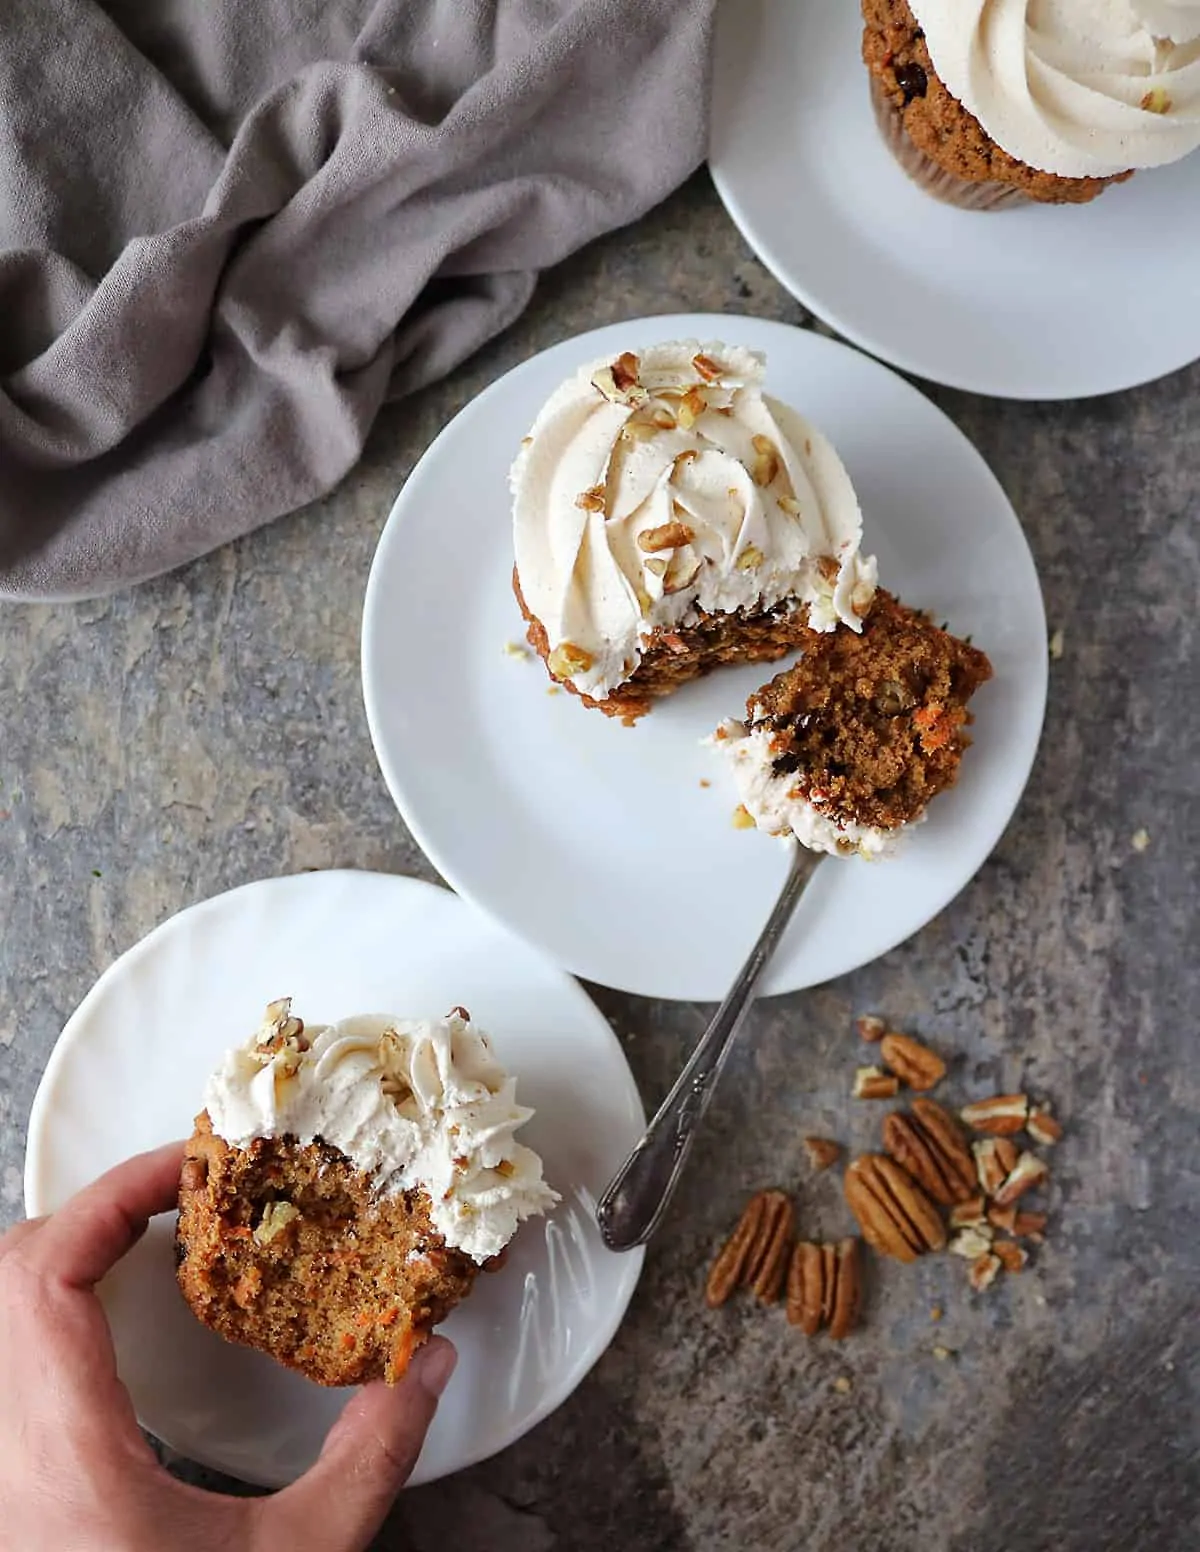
[1,171,1197,1551]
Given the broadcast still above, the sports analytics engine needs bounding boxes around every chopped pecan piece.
[1013,1210,1049,1239]
[1027,1108,1063,1146]
[993,1240,1028,1273]
[879,1032,946,1092]
[973,1138,1017,1198]
[961,1094,1030,1135]
[855,1014,886,1042]
[803,1136,842,1171]
[854,1066,900,1100]
[992,1152,1048,1208]
[949,1227,994,1260]
[968,1253,1002,1292]
[948,1195,988,1229]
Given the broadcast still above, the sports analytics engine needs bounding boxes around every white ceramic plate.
[362,313,1046,1003]
[710,1,1200,400]
[23,871,644,1489]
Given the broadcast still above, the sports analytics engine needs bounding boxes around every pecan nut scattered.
[883,1112,957,1207]
[960,1094,1030,1135]
[854,1066,901,1101]
[973,1137,1019,1197]
[969,1252,1002,1292]
[787,1241,824,1335]
[855,1014,886,1043]
[879,1032,946,1092]
[844,1154,945,1263]
[705,1189,796,1309]
[993,1240,1028,1274]
[803,1136,842,1171]
[827,1239,862,1341]
[992,1151,1048,1209]
[910,1098,978,1201]
[948,1195,988,1229]
[1027,1108,1063,1147]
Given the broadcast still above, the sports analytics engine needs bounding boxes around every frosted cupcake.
[176,1000,557,1386]
[511,342,877,721]
[862,0,1200,209]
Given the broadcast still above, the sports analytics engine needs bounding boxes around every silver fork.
[596,841,822,1251]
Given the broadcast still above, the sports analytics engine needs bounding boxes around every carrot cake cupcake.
[863,0,1200,209]
[511,342,878,720]
[713,591,992,858]
[176,1000,557,1386]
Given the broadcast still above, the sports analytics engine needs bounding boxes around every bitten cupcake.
[862,0,1200,210]
[511,342,877,722]
[176,1000,557,1386]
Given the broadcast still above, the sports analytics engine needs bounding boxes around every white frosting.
[911,0,1200,178]
[204,1001,559,1264]
[511,342,877,701]
[712,720,906,861]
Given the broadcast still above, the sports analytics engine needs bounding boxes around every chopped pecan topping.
[993,1239,1028,1274]
[968,1252,1002,1292]
[855,1014,886,1042]
[638,519,695,554]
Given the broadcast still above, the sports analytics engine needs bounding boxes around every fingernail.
[413,1337,457,1399]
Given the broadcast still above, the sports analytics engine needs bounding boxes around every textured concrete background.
[1,173,1197,1550]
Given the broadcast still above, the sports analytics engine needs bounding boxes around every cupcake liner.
[868,73,1030,213]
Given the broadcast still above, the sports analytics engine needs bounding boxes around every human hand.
[0,1142,455,1552]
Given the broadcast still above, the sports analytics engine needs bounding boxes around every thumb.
[261,1337,457,1552]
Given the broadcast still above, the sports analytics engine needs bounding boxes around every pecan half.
[961,1094,1029,1136]
[882,1112,956,1207]
[879,1032,946,1092]
[911,1098,978,1201]
[844,1154,945,1263]
[828,1239,861,1341]
[787,1241,824,1335]
[706,1189,795,1308]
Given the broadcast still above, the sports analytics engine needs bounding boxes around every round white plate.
[710,0,1200,400]
[362,313,1047,1003]
[24,871,644,1489]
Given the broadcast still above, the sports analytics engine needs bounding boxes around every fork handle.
[596,842,820,1252]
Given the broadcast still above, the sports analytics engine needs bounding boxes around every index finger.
[20,1141,186,1288]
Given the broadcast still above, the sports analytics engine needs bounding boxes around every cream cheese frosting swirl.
[511,342,877,701]
[204,1000,558,1264]
[911,0,1200,178]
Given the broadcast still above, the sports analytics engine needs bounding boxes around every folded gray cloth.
[0,0,713,599]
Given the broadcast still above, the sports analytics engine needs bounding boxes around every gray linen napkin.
[0,0,714,599]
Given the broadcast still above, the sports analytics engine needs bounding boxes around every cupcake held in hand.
[862,0,1200,210]
[176,1000,557,1386]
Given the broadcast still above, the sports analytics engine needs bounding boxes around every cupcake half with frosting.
[511,341,877,721]
[862,0,1200,209]
[712,591,993,859]
[176,1000,557,1386]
